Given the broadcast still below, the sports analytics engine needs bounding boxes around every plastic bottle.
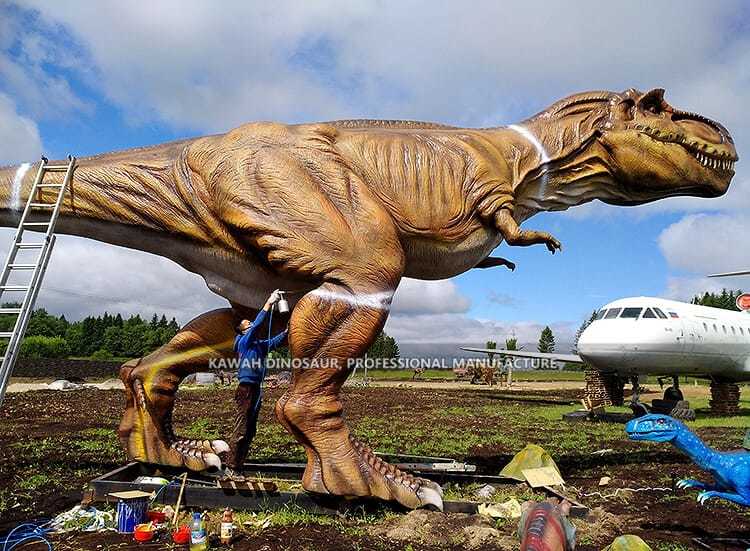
[220,508,234,544]
[190,511,208,550]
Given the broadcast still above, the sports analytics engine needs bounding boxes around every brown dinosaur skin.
[0,88,738,510]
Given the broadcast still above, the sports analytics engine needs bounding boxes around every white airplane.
[462,296,750,398]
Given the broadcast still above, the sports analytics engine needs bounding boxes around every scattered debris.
[603,534,653,551]
[500,444,562,483]
[478,498,522,519]
[48,505,115,532]
[599,476,611,487]
[474,484,497,500]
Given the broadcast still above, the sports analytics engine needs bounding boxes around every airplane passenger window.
[731,326,736,335]
[703,323,708,332]
[723,325,727,334]
[714,324,718,332]
[605,308,621,319]
[741,328,745,335]
[595,309,607,320]
[643,308,657,319]
[620,307,642,319]
[653,308,668,319]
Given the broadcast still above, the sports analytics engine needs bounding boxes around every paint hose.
[1,522,53,551]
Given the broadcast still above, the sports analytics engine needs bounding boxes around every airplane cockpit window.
[642,308,657,319]
[620,307,642,319]
[653,308,668,319]
[605,308,621,319]
[595,309,607,320]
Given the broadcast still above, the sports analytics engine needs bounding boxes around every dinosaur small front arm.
[494,208,562,254]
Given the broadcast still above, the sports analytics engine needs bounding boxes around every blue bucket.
[116,497,148,533]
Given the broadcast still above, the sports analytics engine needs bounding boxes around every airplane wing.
[460,347,584,364]
[708,270,750,278]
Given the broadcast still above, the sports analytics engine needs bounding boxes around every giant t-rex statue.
[0,88,738,510]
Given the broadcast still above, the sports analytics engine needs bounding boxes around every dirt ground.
[1,382,749,550]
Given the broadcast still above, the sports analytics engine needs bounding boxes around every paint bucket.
[116,496,149,533]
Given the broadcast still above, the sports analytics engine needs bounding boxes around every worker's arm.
[267,328,289,351]
[236,291,280,349]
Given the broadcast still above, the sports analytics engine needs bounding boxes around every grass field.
[1,383,749,550]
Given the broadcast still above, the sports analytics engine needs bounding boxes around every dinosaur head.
[598,88,737,204]
[520,88,737,208]
[625,413,683,443]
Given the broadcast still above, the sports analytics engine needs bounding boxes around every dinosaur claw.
[211,439,230,454]
[417,482,444,511]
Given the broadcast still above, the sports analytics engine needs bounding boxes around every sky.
[0,0,749,350]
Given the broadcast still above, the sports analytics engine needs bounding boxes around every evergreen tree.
[366,331,400,359]
[692,289,743,311]
[538,326,555,353]
[485,340,497,361]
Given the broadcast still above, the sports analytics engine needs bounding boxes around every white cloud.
[0,93,42,165]
[658,213,750,275]
[391,278,470,315]
[0,229,227,323]
[7,1,746,131]
[385,311,575,348]
[662,276,740,303]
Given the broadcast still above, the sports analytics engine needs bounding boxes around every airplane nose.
[577,324,617,368]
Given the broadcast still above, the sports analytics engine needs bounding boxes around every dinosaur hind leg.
[117,308,238,471]
[275,281,444,510]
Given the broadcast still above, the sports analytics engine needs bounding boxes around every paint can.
[115,495,149,533]
[276,291,290,314]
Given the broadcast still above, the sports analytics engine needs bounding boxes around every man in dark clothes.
[225,289,289,479]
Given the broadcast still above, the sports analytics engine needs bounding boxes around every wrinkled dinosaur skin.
[0,88,738,510]
[627,414,750,507]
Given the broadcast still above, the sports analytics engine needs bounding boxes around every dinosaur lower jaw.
[683,144,736,173]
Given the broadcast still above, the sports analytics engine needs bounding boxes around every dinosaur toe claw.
[417,482,444,511]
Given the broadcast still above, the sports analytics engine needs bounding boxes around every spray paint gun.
[275,291,290,314]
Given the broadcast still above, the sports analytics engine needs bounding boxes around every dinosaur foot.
[305,434,444,511]
[121,377,228,472]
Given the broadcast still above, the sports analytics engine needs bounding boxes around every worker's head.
[236,319,251,335]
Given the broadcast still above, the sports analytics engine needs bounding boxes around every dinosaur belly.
[402,226,503,279]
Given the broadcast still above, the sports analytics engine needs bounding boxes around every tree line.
[0,304,180,360]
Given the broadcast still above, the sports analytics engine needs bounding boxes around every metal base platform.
[89,456,589,517]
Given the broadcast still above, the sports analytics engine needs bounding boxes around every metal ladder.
[0,156,75,406]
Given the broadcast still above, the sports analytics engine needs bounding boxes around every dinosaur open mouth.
[636,124,737,173]
[683,144,736,173]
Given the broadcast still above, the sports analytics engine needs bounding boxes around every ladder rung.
[8,264,37,269]
[37,183,65,188]
[44,165,70,172]
[0,332,14,338]
[22,222,50,227]
[15,243,44,249]
[0,308,21,314]
[0,286,29,291]
[29,203,54,209]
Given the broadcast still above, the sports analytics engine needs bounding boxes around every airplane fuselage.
[578,297,750,381]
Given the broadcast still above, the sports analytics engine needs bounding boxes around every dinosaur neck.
[0,138,242,253]
[672,429,715,470]
[485,121,617,221]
